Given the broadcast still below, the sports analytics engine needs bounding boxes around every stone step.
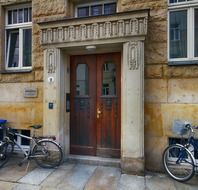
[67,155,120,168]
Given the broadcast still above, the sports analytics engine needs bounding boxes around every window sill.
[1,69,32,74]
[168,60,198,66]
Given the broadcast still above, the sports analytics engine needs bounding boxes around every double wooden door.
[70,53,121,158]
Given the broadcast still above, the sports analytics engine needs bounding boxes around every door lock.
[97,108,102,119]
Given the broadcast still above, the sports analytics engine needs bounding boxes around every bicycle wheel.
[0,141,14,168]
[163,144,195,182]
[32,139,63,168]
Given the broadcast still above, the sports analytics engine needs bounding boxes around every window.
[5,5,32,70]
[14,129,30,151]
[169,138,198,160]
[168,0,198,64]
[76,1,116,18]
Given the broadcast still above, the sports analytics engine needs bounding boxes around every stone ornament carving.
[128,42,139,70]
[40,12,148,45]
[46,49,57,74]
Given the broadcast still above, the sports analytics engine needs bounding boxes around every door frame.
[70,53,121,158]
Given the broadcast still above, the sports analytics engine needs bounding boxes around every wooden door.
[70,53,121,158]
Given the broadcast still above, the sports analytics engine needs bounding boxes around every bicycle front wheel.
[0,141,14,168]
[163,144,195,182]
[33,140,63,168]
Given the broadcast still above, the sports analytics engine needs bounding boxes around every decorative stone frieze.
[39,10,148,45]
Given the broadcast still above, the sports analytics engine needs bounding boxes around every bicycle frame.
[12,132,36,158]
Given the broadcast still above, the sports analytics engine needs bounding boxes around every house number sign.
[24,87,38,98]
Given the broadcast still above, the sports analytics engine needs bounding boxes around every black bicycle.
[0,119,63,168]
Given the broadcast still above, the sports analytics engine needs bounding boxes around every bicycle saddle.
[29,125,42,129]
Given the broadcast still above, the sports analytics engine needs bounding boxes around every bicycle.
[162,120,198,182]
[0,119,63,169]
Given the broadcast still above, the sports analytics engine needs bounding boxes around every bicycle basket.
[172,120,190,135]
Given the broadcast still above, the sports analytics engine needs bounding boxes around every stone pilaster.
[43,48,65,146]
[121,41,144,174]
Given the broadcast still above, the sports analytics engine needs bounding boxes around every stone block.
[121,157,144,175]
[145,136,167,172]
[0,73,35,83]
[145,103,163,137]
[35,71,43,81]
[32,0,65,18]
[163,65,198,78]
[168,79,198,103]
[145,65,163,78]
[0,82,43,102]
[0,102,43,130]
[161,104,198,137]
[147,21,167,43]
[145,42,167,64]
[145,79,167,103]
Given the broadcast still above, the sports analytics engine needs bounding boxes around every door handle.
[97,108,102,119]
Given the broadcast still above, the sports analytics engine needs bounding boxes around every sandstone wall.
[118,0,198,171]
[0,0,198,172]
[0,0,68,131]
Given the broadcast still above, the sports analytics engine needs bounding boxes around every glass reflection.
[76,64,89,96]
[102,63,116,96]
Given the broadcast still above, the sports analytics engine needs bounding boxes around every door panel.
[70,55,96,155]
[96,53,121,158]
[70,53,121,158]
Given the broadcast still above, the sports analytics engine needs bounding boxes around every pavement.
[0,158,198,190]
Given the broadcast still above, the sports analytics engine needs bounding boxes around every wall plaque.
[24,87,38,98]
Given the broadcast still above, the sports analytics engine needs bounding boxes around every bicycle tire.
[162,144,195,182]
[0,141,14,168]
[32,139,63,168]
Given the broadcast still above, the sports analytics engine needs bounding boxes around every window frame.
[5,4,32,71]
[75,0,117,18]
[168,1,198,65]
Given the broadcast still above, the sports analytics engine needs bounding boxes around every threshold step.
[67,155,120,168]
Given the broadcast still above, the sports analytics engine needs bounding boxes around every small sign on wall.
[24,87,38,98]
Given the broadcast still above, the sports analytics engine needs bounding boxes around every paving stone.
[41,163,75,188]
[0,160,36,182]
[85,166,121,190]
[118,174,145,190]
[57,164,97,190]
[145,174,176,190]
[173,175,198,190]
[18,168,54,185]
[12,183,40,190]
[0,181,16,190]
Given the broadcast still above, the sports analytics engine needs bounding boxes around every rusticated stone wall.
[0,0,68,131]
[119,0,198,172]
[0,0,198,172]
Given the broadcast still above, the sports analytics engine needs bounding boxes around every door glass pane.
[104,3,116,15]
[195,9,198,57]
[23,29,32,67]
[77,7,89,17]
[91,5,102,16]
[102,63,116,96]
[76,64,89,96]
[7,31,19,68]
[169,10,187,58]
